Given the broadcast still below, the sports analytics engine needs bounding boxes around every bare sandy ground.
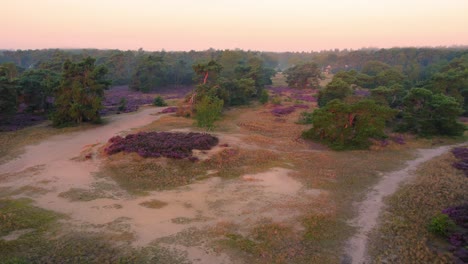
[0,107,320,263]
[343,144,464,264]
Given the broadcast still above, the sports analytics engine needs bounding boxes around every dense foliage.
[104,132,218,159]
[399,88,465,136]
[195,96,224,129]
[303,99,396,149]
[52,57,110,126]
[284,62,321,89]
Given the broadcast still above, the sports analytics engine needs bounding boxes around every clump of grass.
[58,188,112,202]
[218,219,305,263]
[0,198,59,237]
[139,199,168,209]
[369,151,468,263]
[428,213,456,236]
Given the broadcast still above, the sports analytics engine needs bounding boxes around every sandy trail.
[343,144,462,264]
[0,107,316,263]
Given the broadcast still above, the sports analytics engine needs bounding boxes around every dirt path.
[343,145,461,264]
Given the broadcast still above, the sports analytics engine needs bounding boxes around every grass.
[100,146,281,194]
[368,150,468,263]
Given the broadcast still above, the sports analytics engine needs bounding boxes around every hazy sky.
[3,0,468,52]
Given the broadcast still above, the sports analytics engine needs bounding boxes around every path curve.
[343,144,463,264]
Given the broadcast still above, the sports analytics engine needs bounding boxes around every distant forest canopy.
[1,47,467,88]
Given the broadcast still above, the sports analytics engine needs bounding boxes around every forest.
[1,47,467,142]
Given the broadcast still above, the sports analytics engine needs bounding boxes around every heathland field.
[1,82,466,263]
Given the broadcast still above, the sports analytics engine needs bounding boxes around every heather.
[452,147,468,176]
[0,113,47,132]
[101,86,155,114]
[268,86,317,102]
[104,131,219,159]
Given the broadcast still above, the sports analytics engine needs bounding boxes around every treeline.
[0,49,278,91]
[1,47,467,88]
[298,54,467,149]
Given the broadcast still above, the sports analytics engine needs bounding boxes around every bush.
[428,213,456,236]
[297,111,313,124]
[117,97,127,111]
[153,96,167,107]
[259,89,269,104]
[270,96,282,105]
[195,95,223,129]
[104,131,218,159]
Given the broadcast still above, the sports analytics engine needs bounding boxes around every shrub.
[195,95,223,129]
[259,89,269,104]
[153,96,167,107]
[270,96,282,105]
[104,131,218,159]
[297,111,313,124]
[271,106,295,116]
[428,213,455,236]
[117,97,127,111]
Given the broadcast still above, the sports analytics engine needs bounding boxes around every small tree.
[259,89,269,104]
[153,96,167,106]
[195,95,223,129]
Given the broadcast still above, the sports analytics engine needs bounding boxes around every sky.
[2,0,468,52]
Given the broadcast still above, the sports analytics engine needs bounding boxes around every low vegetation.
[104,131,219,159]
[369,150,468,263]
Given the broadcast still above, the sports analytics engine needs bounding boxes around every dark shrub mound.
[452,147,468,176]
[105,132,218,159]
[0,113,47,132]
[160,107,178,113]
[442,204,468,262]
[271,106,296,116]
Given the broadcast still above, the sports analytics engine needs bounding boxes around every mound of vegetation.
[452,147,468,176]
[104,132,218,159]
[441,204,468,262]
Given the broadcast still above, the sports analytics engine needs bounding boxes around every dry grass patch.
[369,150,468,263]
[100,147,281,194]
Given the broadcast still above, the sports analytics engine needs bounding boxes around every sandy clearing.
[0,107,322,263]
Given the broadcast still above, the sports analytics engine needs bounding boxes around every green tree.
[400,88,465,136]
[195,95,224,129]
[284,62,322,89]
[303,99,396,149]
[318,77,352,107]
[370,85,405,108]
[19,69,60,112]
[130,55,168,92]
[52,57,110,126]
[0,63,19,115]
[192,60,223,85]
